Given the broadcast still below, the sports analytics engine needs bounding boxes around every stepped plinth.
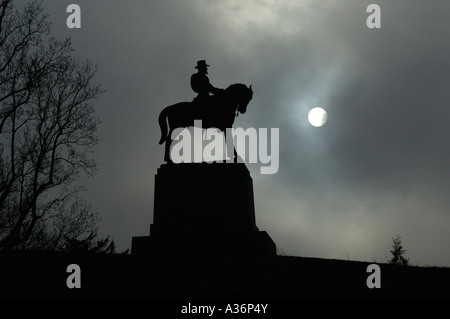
[131,163,276,256]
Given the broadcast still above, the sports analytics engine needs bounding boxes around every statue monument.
[131,61,276,256]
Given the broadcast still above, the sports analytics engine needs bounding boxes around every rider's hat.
[195,60,210,69]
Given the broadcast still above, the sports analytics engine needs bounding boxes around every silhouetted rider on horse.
[158,59,253,162]
[191,60,223,115]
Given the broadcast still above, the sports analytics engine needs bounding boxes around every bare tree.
[0,0,103,249]
[19,198,98,251]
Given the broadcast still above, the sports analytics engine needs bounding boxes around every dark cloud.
[39,0,450,265]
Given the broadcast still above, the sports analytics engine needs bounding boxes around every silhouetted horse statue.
[158,83,253,163]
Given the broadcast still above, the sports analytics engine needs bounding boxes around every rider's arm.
[209,83,224,95]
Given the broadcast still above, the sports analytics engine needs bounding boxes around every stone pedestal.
[132,163,276,256]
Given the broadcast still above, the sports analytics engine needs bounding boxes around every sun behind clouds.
[308,107,328,127]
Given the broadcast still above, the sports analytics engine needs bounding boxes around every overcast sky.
[34,0,450,265]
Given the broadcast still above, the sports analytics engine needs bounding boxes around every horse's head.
[236,84,253,115]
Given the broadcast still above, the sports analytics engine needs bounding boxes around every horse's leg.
[223,127,238,163]
[160,101,194,164]
[165,128,174,164]
[228,131,244,163]
[163,119,173,163]
[163,135,169,162]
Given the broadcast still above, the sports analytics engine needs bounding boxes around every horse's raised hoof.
[235,155,244,163]
[163,155,174,164]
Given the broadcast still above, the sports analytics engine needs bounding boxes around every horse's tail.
[158,107,169,145]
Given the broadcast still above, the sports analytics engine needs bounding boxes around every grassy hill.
[0,250,449,299]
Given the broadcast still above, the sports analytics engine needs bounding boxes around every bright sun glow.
[308,107,328,127]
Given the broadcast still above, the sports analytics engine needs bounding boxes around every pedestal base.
[131,163,277,257]
[132,231,276,256]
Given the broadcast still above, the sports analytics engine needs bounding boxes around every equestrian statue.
[158,60,253,163]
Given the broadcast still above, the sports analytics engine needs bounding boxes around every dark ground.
[0,250,449,300]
